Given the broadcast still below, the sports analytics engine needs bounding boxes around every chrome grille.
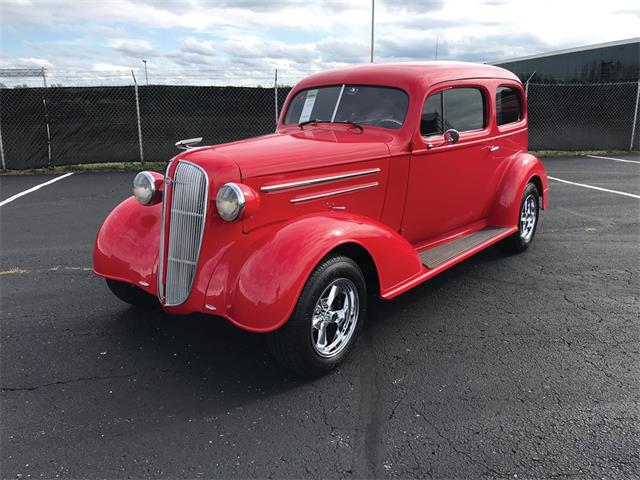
[159,161,208,306]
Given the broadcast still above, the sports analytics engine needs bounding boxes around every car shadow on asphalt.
[110,244,509,398]
[112,305,303,400]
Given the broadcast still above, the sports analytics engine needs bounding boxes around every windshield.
[283,85,409,130]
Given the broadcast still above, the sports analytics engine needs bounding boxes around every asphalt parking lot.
[1,154,639,479]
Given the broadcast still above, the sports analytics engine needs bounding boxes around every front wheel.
[267,254,366,377]
[500,182,540,253]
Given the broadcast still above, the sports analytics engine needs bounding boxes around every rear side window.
[421,87,486,136]
[496,86,522,125]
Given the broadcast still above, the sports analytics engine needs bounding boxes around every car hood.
[201,128,394,179]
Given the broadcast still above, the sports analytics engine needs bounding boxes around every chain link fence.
[527,81,640,151]
[0,78,638,170]
[0,82,293,169]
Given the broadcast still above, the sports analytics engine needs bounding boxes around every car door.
[401,84,494,245]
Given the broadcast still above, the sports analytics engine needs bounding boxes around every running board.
[419,227,512,268]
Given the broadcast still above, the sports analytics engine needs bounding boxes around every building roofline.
[490,37,640,65]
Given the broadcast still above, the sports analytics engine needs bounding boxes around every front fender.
[205,213,423,332]
[489,152,549,227]
[93,197,161,295]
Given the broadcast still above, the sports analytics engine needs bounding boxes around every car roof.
[294,61,521,92]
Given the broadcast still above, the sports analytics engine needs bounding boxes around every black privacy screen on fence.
[1,88,51,169]
[0,85,291,169]
[0,81,637,169]
[527,82,639,151]
[139,85,289,162]
[1,86,139,169]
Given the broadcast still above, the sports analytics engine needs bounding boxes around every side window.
[444,88,485,132]
[421,87,485,137]
[496,86,522,125]
[421,92,443,136]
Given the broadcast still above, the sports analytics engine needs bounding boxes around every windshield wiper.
[298,118,322,128]
[332,120,364,132]
[298,119,364,132]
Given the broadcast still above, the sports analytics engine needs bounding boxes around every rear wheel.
[267,254,366,377]
[500,182,540,253]
[106,279,158,308]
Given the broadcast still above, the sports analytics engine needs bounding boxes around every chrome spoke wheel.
[520,194,537,242]
[311,278,359,358]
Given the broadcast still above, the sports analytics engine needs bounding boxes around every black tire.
[106,279,158,308]
[267,254,367,377]
[500,182,540,254]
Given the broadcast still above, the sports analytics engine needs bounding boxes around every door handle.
[489,146,500,152]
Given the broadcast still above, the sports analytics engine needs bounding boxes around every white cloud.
[108,38,157,57]
[0,57,54,69]
[181,37,216,56]
[92,63,135,72]
[1,0,638,86]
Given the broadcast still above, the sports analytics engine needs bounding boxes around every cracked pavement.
[1,155,639,479]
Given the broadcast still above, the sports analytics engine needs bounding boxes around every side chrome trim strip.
[290,182,379,204]
[261,168,381,192]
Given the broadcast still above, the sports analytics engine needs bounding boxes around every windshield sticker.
[299,89,318,122]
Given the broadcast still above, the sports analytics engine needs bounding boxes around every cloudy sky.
[1,0,638,86]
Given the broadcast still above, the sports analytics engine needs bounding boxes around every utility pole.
[435,37,439,60]
[142,59,148,85]
[370,0,375,63]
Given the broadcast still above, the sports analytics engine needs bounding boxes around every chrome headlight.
[216,183,245,221]
[133,171,157,205]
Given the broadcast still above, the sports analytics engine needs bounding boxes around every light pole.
[370,0,375,63]
[142,59,148,85]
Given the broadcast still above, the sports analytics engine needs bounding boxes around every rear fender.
[205,213,423,332]
[489,152,549,226]
[93,197,161,295]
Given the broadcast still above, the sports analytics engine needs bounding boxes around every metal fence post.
[0,94,5,171]
[42,67,52,168]
[274,68,279,129]
[524,71,536,99]
[131,70,145,168]
[630,79,640,151]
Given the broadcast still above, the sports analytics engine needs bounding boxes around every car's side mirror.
[444,129,460,144]
[427,128,460,149]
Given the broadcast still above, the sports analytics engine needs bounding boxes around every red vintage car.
[94,62,549,375]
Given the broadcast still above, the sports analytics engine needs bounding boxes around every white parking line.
[0,172,75,207]
[586,154,640,165]
[548,176,640,199]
